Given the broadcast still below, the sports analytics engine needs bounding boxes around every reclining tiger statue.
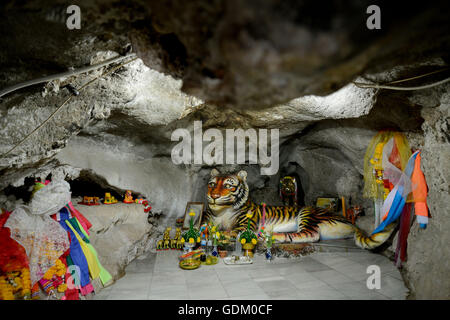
[203,169,396,250]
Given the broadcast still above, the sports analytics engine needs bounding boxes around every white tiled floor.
[93,250,409,300]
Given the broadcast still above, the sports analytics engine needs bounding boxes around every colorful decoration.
[123,190,134,204]
[363,131,412,201]
[364,132,430,265]
[103,193,118,204]
[239,212,258,257]
[203,169,398,250]
[79,196,101,206]
[182,211,201,247]
[0,210,32,300]
[31,179,51,198]
[200,223,211,246]
[179,259,201,270]
[135,198,152,213]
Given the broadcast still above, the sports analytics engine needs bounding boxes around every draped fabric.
[372,149,430,235]
[5,180,71,286]
[57,208,91,290]
[3,180,113,299]
[0,210,32,300]
[372,149,418,235]
[410,152,429,228]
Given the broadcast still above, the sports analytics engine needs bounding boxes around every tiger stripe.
[205,169,396,250]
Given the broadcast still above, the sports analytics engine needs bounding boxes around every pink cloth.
[67,202,92,235]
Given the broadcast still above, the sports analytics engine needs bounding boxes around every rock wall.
[73,202,159,281]
[403,90,450,299]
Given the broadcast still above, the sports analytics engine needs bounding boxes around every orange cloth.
[411,152,429,218]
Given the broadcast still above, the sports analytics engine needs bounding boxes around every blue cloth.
[371,151,419,235]
[372,185,405,234]
[58,208,91,287]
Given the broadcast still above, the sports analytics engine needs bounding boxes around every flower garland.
[0,267,32,300]
[40,258,67,296]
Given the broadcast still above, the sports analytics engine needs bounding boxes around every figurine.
[156,239,164,250]
[170,227,182,250]
[199,223,210,246]
[79,196,100,206]
[346,205,364,224]
[104,193,118,204]
[123,190,134,203]
[163,227,171,250]
[176,238,184,250]
[279,174,304,206]
[174,227,182,241]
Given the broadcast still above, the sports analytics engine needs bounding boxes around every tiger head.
[207,169,249,211]
[280,176,297,196]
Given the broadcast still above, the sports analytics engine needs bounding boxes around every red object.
[67,202,92,234]
[0,211,30,274]
[395,203,412,266]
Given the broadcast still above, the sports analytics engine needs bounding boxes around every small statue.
[156,239,164,250]
[169,227,182,250]
[176,238,184,250]
[123,190,134,203]
[104,193,118,204]
[163,227,171,250]
[174,228,182,240]
[279,176,298,207]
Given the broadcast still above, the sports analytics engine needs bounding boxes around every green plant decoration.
[239,212,258,245]
[182,211,200,245]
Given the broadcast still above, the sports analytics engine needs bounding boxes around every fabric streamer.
[410,152,429,228]
[395,203,413,266]
[65,218,101,280]
[373,149,429,235]
[372,147,418,235]
[57,208,94,295]
[66,202,92,235]
[72,218,112,285]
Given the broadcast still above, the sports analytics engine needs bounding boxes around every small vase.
[242,243,255,258]
[265,247,272,261]
[212,245,218,257]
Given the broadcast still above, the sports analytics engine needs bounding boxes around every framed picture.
[316,197,339,212]
[182,202,204,230]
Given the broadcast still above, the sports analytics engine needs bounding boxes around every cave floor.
[94,249,408,300]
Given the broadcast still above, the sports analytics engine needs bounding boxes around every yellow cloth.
[65,221,101,280]
[72,219,112,285]
[363,131,411,200]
